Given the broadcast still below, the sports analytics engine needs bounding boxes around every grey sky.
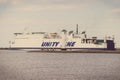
[0,0,120,47]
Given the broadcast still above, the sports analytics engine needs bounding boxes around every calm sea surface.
[0,50,120,80]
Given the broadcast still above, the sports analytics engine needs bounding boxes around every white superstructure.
[10,26,115,50]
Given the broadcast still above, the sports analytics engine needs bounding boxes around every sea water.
[0,50,120,80]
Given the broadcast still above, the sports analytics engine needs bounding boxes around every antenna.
[76,24,78,34]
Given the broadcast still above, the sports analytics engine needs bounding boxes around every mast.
[76,24,78,34]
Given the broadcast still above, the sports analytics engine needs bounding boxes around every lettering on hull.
[66,42,76,47]
[41,42,59,47]
[41,42,76,47]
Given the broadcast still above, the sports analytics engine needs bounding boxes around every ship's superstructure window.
[43,32,61,39]
[95,40,104,45]
[82,39,86,43]
[32,32,45,34]
[14,33,23,36]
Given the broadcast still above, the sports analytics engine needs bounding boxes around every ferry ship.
[10,25,115,50]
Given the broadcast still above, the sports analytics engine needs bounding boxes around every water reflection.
[0,50,120,80]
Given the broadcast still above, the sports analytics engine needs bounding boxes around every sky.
[0,0,120,48]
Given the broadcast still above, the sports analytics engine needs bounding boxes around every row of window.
[81,39,96,44]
